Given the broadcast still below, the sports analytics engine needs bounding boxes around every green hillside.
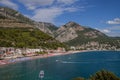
[64,27,120,49]
[73,70,120,80]
[65,35,120,48]
[0,27,66,49]
[65,27,107,45]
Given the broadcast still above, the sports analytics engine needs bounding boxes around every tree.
[72,70,120,80]
[90,70,120,80]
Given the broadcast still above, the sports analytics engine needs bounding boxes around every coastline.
[0,50,119,66]
[0,51,80,66]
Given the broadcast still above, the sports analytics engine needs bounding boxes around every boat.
[39,70,44,79]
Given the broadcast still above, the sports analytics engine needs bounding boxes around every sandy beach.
[1,50,116,66]
[0,51,81,66]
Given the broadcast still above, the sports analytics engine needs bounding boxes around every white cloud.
[32,7,63,22]
[106,31,120,37]
[107,18,120,24]
[98,28,111,33]
[0,0,18,9]
[64,7,78,12]
[0,0,81,23]
[102,29,111,33]
[98,26,120,37]
[31,6,79,23]
[57,0,78,5]
[18,0,55,10]
[18,0,80,22]
[21,0,81,23]
[98,28,120,37]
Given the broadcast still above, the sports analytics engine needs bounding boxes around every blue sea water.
[0,51,120,80]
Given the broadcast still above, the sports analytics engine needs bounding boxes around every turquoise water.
[0,51,120,80]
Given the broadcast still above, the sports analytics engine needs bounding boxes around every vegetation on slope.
[72,70,120,80]
[0,6,34,25]
[0,6,120,49]
[65,27,120,48]
[0,27,66,49]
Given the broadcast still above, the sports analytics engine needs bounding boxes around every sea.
[0,51,120,80]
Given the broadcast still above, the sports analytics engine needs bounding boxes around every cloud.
[57,0,78,5]
[0,0,84,23]
[104,18,120,36]
[106,31,120,37]
[99,28,111,34]
[31,7,78,23]
[99,28,120,37]
[32,7,63,22]
[21,0,81,23]
[18,0,55,10]
[64,7,78,12]
[107,18,120,24]
[102,29,111,33]
[98,26,120,37]
[0,0,18,9]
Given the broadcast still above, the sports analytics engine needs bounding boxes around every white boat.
[39,70,44,79]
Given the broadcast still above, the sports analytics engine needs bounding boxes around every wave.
[61,59,120,64]
[61,61,94,64]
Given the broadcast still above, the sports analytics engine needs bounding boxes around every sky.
[0,0,120,37]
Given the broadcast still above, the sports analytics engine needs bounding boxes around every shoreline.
[0,50,120,66]
[0,51,79,66]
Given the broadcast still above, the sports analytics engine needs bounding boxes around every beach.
[1,50,118,66]
[0,51,81,66]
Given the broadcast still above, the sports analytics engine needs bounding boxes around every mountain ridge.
[0,6,58,36]
[55,21,107,42]
[0,6,35,28]
[0,6,120,50]
[54,21,120,50]
[0,6,66,49]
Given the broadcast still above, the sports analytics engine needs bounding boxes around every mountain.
[0,27,66,49]
[55,21,106,42]
[0,6,35,28]
[34,22,58,37]
[0,7,66,49]
[0,6,119,50]
[0,6,58,37]
[55,22,120,49]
